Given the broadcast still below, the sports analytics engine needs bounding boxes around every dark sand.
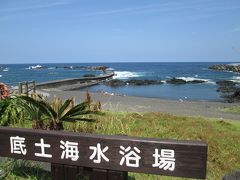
[41,90,240,121]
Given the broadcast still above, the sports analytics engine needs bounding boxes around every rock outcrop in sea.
[126,79,163,86]
[104,78,206,87]
[216,80,240,102]
[104,79,127,87]
[104,79,163,87]
[209,64,240,73]
[166,78,186,84]
[166,78,205,84]
[209,64,240,102]
[28,65,109,71]
[62,66,109,71]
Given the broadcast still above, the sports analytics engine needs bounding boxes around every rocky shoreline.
[103,78,240,103]
[209,64,240,73]
[208,64,240,102]
[215,80,240,102]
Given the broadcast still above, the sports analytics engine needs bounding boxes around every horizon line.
[0,61,240,65]
[0,61,238,65]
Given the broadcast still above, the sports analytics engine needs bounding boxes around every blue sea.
[0,62,239,101]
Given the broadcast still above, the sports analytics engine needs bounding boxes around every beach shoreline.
[41,89,240,121]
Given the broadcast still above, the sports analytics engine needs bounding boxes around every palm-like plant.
[19,96,94,130]
[18,97,46,129]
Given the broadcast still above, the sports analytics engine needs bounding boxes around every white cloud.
[0,0,72,13]
[84,4,162,17]
[84,0,240,18]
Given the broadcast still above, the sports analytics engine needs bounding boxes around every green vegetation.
[0,97,25,126]
[19,95,94,130]
[221,106,240,114]
[0,159,50,180]
[64,111,240,180]
[0,96,240,180]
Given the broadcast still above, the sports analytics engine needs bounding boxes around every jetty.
[7,67,114,95]
[35,70,114,91]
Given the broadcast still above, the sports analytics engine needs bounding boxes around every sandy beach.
[41,89,240,121]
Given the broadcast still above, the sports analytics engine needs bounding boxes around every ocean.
[0,62,239,101]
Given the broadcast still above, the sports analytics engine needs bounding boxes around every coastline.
[41,89,240,121]
[3,62,240,102]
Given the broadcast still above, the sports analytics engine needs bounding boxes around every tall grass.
[65,111,240,180]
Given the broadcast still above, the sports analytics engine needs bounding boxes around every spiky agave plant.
[19,96,94,130]
[18,96,46,129]
[47,97,94,130]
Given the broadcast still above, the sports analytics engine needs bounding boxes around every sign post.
[0,127,207,179]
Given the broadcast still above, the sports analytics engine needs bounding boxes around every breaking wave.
[0,75,2,77]
[113,71,145,79]
[175,77,215,84]
[231,76,240,83]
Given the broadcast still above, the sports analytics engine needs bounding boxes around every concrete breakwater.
[209,64,240,73]
[36,71,114,91]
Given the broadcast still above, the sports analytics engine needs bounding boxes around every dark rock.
[230,89,240,102]
[215,79,240,102]
[166,78,206,84]
[216,80,237,86]
[104,79,126,87]
[126,79,163,86]
[217,86,238,93]
[221,88,240,103]
[62,66,85,69]
[63,66,73,69]
[166,78,187,84]
[189,80,206,84]
[104,79,163,87]
[209,64,240,73]
[93,66,109,71]
[61,66,109,71]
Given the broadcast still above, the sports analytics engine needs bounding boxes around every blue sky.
[0,0,240,63]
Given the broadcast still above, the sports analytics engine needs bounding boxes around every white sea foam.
[176,77,215,84]
[0,75,2,77]
[26,65,43,69]
[113,71,145,79]
[106,68,115,71]
[231,76,240,83]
